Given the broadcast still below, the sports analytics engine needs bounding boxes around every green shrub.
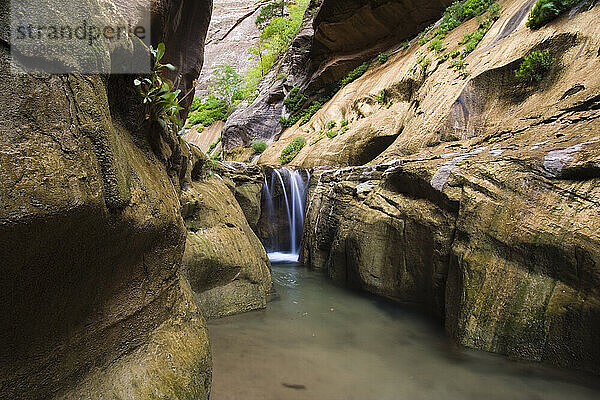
[449,58,470,78]
[428,38,446,55]
[401,40,410,50]
[376,89,386,105]
[326,130,338,138]
[326,120,336,130]
[450,49,461,58]
[459,28,487,55]
[299,100,325,125]
[515,49,554,82]
[186,95,228,127]
[280,136,306,164]
[526,0,579,29]
[251,140,268,154]
[208,136,221,153]
[340,63,370,87]
[191,96,203,112]
[419,0,498,44]
[341,119,349,128]
[283,87,308,113]
[378,52,390,64]
[412,55,431,74]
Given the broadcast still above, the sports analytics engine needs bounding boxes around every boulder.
[180,157,272,318]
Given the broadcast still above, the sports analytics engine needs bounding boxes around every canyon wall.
[195,0,263,95]
[0,0,215,398]
[223,0,454,154]
[266,0,600,374]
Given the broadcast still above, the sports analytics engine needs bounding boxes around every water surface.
[208,262,600,400]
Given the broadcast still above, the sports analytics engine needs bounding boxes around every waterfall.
[262,168,310,262]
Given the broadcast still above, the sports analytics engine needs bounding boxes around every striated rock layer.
[285,0,600,374]
[0,0,213,398]
[223,0,453,155]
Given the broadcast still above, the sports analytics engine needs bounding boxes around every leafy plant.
[326,120,336,130]
[515,49,554,82]
[401,40,411,50]
[186,95,228,128]
[378,52,390,64]
[428,38,446,55]
[340,63,370,87]
[251,140,268,154]
[376,89,386,105]
[280,136,306,164]
[412,55,431,74]
[449,58,469,77]
[134,43,183,130]
[209,65,244,113]
[208,136,221,153]
[283,87,308,113]
[526,0,579,29]
[326,130,338,138]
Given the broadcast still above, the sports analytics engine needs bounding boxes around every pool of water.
[208,262,600,400]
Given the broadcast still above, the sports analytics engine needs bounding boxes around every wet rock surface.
[180,152,272,319]
[0,1,213,398]
[290,0,600,374]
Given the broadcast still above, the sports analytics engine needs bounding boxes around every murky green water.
[208,262,600,400]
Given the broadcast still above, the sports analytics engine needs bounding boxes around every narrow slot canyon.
[2,0,600,399]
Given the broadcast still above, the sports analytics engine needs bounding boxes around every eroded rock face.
[308,0,453,88]
[195,0,263,95]
[152,0,214,113]
[0,1,213,398]
[223,0,453,155]
[222,0,322,154]
[296,0,600,374]
[180,154,272,319]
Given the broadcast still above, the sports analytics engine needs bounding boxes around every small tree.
[256,1,287,30]
[209,65,244,113]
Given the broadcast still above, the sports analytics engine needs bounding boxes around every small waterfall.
[261,168,310,262]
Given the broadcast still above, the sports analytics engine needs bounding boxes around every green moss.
[340,63,370,87]
[515,50,554,82]
[251,140,267,154]
[280,136,306,164]
[186,95,228,128]
[283,87,308,113]
[419,0,498,44]
[377,52,390,64]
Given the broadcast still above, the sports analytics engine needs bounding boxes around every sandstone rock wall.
[293,0,600,374]
[222,0,323,154]
[0,1,213,398]
[195,0,263,96]
[223,0,453,155]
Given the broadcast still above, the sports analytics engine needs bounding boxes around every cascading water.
[261,168,310,262]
